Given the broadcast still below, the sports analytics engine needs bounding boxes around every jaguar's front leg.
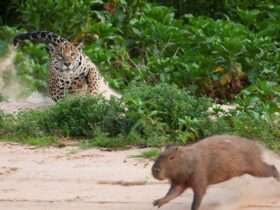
[48,72,66,102]
[86,67,102,96]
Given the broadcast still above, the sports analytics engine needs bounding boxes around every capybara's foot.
[153,199,166,208]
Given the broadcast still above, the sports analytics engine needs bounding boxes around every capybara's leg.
[191,189,206,210]
[191,181,206,210]
[153,184,186,208]
[250,162,280,181]
[271,165,280,181]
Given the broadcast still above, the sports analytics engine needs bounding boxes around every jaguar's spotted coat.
[13,31,121,101]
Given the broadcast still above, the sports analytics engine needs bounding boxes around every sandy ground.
[0,92,54,114]
[0,142,278,210]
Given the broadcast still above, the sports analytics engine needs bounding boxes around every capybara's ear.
[174,146,182,152]
[164,144,176,151]
[168,147,180,161]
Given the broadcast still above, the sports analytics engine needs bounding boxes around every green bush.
[14,43,49,94]
[6,1,280,101]
[0,26,18,56]
[236,80,280,113]
[204,110,280,150]
[0,25,18,42]
[150,0,229,18]
[16,0,94,38]
[0,82,279,149]
[86,5,280,100]
[0,112,4,131]
[150,0,279,21]
[0,41,8,57]
[1,84,213,146]
[123,84,212,135]
[180,16,280,98]
[13,95,128,138]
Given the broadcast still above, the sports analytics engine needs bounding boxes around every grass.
[0,87,279,151]
[0,40,8,57]
[81,134,132,150]
[0,94,5,102]
[0,135,58,147]
[132,149,161,159]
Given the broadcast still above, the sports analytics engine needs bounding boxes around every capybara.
[152,135,280,210]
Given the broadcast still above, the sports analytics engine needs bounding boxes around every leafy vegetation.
[132,149,161,159]
[0,0,279,150]
[0,84,213,147]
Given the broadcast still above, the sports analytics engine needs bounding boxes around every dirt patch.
[0,142,279,210]
[0,94,54,113]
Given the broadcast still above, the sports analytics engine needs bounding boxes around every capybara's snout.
[271,165,280,181]
[152,161,165,180]
[152,162,161,178]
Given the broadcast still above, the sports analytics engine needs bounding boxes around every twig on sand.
[243,204,280,209]
[97,180,168,186]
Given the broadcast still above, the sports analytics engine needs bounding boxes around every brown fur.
[152,135,280,210]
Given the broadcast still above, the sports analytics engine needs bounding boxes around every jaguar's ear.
[76,42,84,51]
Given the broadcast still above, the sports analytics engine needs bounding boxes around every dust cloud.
[0,45,54,113]
[206,146,280,210]
[0,46,23,100]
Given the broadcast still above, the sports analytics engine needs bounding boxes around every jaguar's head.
[52,42,83,71]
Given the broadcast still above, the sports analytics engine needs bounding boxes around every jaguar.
[13,31,121,101]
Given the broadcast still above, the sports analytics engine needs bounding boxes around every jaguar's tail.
[13,31,67,46]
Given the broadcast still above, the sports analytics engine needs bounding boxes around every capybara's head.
[152,146,183,180]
